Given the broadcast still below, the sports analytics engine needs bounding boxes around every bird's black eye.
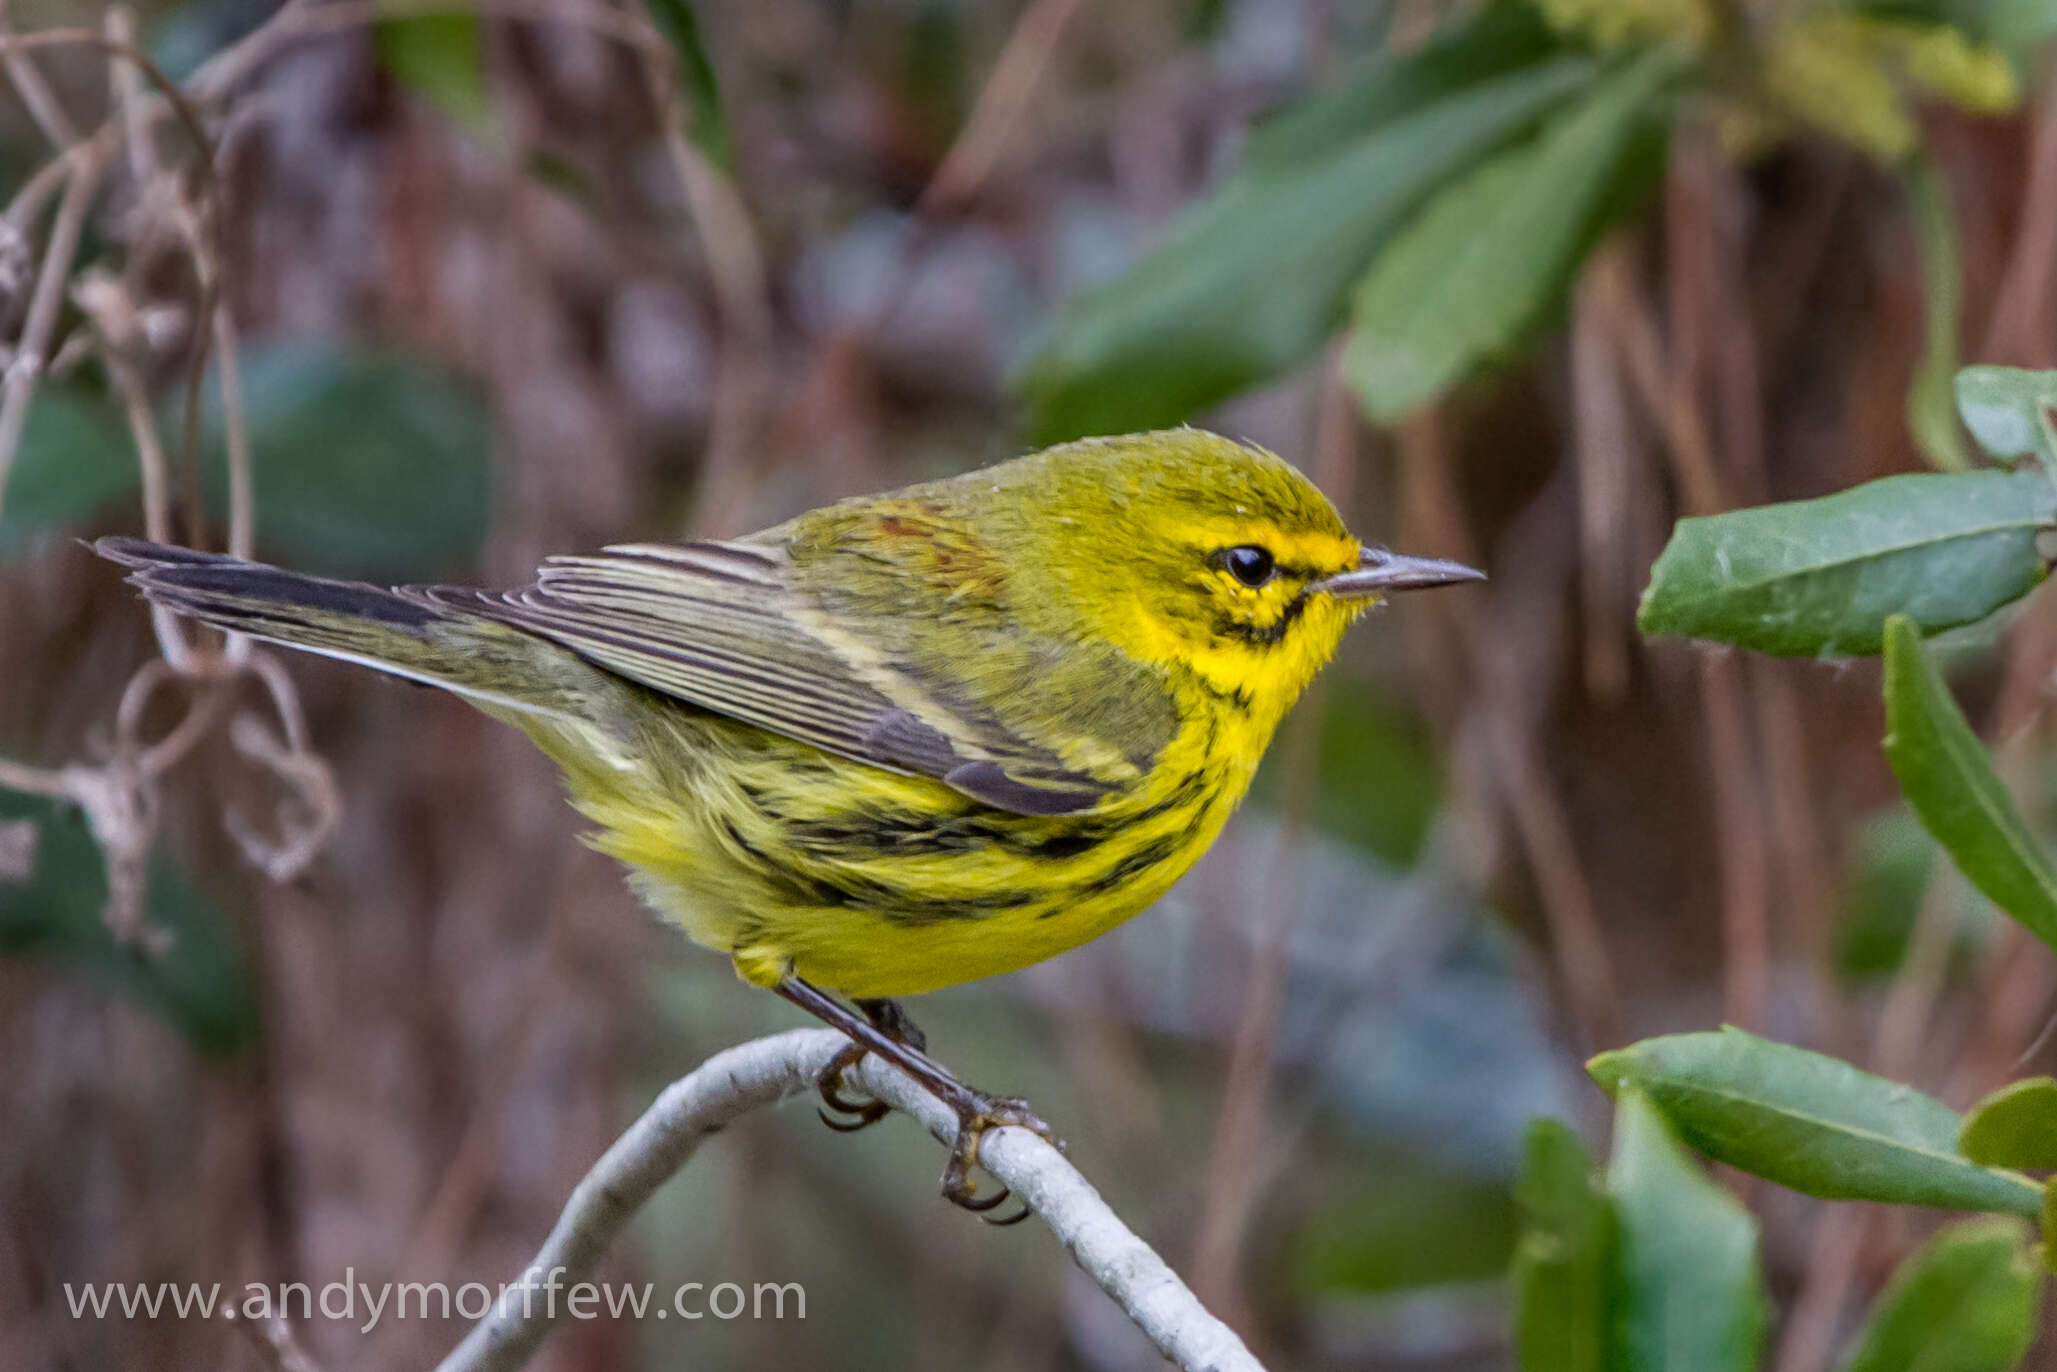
[1222,545,1276,588]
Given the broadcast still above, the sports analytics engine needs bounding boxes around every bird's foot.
[939,1092,1063,1226]
[815,1041,890,1131]
[813,997,923,1133]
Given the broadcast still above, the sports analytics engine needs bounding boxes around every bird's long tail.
[95,537,598,719]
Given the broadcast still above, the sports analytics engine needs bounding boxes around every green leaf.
[1840,1216,2040,1372]
[1513,1120,1614,1372]
[0,792,259,1059]
[1589,1027,2043,1214]
[1607,1087,1765,1372]
[1885,614,2057,954]
[0,387,138,562]
[1015,52,1597,442]
[1962,1078,2057,1170]
[373,14,494,142]
[1955,365,2057,465]
[1343,47,1676,421]
[641,0,730,168]
[1907,158,1971,470]
[1636,469,2055,656]
[1243,4,1562,172]
[202,341,493,580]
[1980,0,2057,47]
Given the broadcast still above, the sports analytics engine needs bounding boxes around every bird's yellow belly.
[526,711,1240,1000]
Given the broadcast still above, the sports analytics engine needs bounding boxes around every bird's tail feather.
[94,537,592,718]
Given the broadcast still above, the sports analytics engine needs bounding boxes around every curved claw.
[983,1200,1033,1227]
[820,1079,884,1118]
[952,1183,1014,1212]
[814,1044,890,1133]
[818,1102,884,1135]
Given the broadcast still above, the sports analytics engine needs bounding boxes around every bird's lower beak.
[1314,548,1486,600]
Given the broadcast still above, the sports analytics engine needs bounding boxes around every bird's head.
[1005,430,1482,724]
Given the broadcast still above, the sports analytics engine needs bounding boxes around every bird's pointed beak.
[1314,547,1486,600]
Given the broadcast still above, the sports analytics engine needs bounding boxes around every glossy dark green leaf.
[1015,52,1595,442]
[1590,1027,2043,1214]
[374,14,494,141]
[1961,1078,2057,1170]
[1840,1216,2040,1372]
[0,388,137,562]
[201,340,492,580]
[1955,365,2057,465]
[1907,159,1971,470]
[641,0,730,167]
[1607,1088,1765,1372]
[1636,470,2055,656]
[1344,47,1676,420]
[1513,1120,1613,1372]
[1885,614,2057,954]
[0,792,258,1059]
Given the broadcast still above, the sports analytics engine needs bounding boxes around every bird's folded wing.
[422,540,1118,815]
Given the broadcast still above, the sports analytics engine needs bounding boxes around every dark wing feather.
[431,540,1121,814]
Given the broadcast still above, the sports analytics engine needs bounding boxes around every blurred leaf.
[1607,1088,1765,1372]
[1836,810,1941,978]
[1863,0,2057,49]
[1244,4,1562,171]
[1589,1027,2043,1214]
[1513,1120,1613,1372]
[0,792,258,1059]
[1840,1216,2040,1372]
[1636,470,2055,656]
[1955,365,2057,464]
[0,387,137,562]
[1907,158,1971,470]
[202,340,493,580]
[1977,0,2057,46]
[1291,1142,1521,1294]
[1834,808,2003,980]
[1536,0,1717,50]
[1961,1078,2057,1169]
[1761,13,1920,161]
[1885,614,2057,956]
[373,14,494,141]
[1887,21,2020,110]
[1344,47,1676,421]
[641,0,730,168]
[1016,50,1596,442]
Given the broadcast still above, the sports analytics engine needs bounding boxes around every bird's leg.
[775,976,1059,1221]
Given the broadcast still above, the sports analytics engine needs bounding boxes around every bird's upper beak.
[1314,547,1486,600]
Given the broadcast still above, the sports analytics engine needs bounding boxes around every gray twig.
[437,1028,1265,1372]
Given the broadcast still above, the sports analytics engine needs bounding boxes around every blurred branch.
[638,48,772,536]
[437,1028,1267,1372]
[0,132,107,524]
[919,0,1087,216]
[231,1311,326,1372]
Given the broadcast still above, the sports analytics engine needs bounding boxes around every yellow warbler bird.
[98,430,1479,1214]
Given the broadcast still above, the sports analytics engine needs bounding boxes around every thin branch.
[0,134,108,523]
[0,17,80,150]
[638,53,773,537]
[918,0,1086,215]
[230,1310,326,1372]
[437,1028,1265,1372]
